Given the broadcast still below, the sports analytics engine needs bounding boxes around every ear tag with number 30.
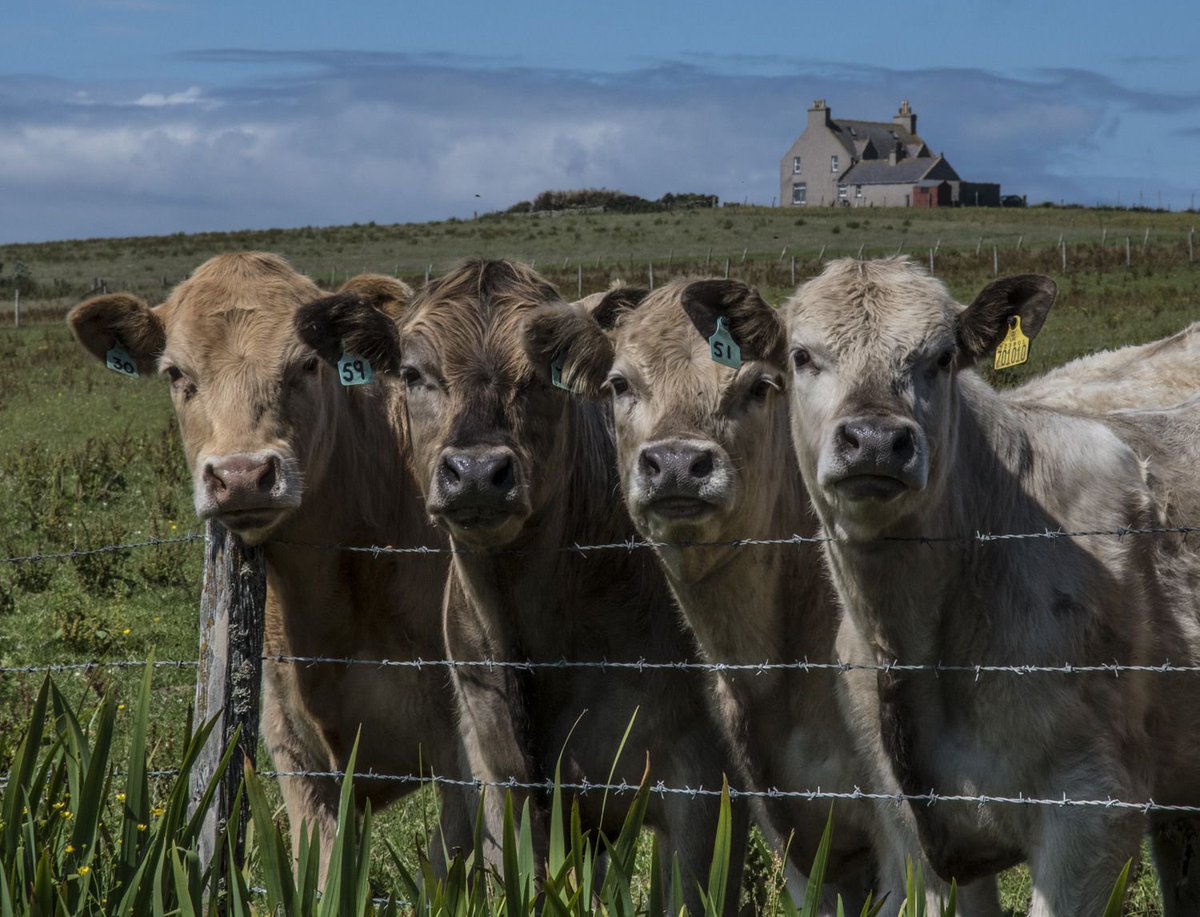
[709,318,741,370]
[337,350,374,386]
[993,316,1030,371]
[106,345,139,378]
[550,352,572,392]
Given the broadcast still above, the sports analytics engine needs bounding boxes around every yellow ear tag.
[993,316,1030,371]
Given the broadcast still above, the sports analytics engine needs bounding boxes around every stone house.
[779,100,999,208]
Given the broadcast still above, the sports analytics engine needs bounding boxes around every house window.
[855,185,863,199]
[792,182,806,206]
[793,156,802,174]
[831,154,839,173]
[837,184,848,201]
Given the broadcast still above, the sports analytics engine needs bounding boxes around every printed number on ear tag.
[993,316,1030,371]
[338,352,374,386]
[550,352,573,392]
[709,317,741,370]
[105,345,138,378]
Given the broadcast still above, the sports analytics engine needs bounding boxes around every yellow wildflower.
[115,793,126,803]
[78,866,90,877]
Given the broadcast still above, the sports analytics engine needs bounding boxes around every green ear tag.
[709,317,741,369]
[337,350,374,386]
[550,352,572,391]
[105,345,139,378]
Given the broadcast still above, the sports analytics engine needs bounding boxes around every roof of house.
[832,119,926,159]
[840,155,960,186]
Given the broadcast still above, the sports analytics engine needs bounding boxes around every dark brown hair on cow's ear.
[67,293,166,376]
[523,302,615,399]
[680,279,787,368]
[592,286,650,330]
[295,293,403,374]
[336,274,414,320]
[956,274,1058,364]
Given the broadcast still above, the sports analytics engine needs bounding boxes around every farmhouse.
[779,100,1000,208]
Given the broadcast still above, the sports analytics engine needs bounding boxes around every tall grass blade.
[1101,859,1132,917]
[799,806,834,917]
[703,778,733,917]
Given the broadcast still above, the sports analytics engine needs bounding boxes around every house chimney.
[893,100,917,136]
[807,99,832,131]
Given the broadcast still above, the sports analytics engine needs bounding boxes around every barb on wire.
[0,534,204,567]
[259,769,1200,816]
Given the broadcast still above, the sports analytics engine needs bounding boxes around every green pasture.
[0,206,1197,913]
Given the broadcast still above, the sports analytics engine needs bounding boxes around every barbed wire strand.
[1,524,1195,568]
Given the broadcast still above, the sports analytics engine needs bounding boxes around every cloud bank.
[1,52,1197,243]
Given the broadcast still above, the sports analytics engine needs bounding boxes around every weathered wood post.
[648,261,655,290]
[13,290,18,329]
[790,255,796,286]
[190,520,267,879]
[577,264,583,299]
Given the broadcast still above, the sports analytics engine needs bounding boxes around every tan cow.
[773,257,1200,915]
[68,253,470,878]
[1007,321,1200,413]
[524,277,1005,915]
[295,259,748,915]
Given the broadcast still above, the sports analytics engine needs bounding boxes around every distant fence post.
[13,290,18,329]
[190,520,267,881]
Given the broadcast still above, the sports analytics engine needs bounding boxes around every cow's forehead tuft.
[784,257,960,357]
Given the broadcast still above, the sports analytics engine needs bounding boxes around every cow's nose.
[438,448,517,502]
[204,453,281,506]
[639,442,716,492]
[835,418,916,468]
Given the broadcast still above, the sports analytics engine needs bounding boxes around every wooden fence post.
[1189,227,1195,263]
[648,262,655,290]
[790,255,796,287]
[190,520,267,879]
[13,290,18,329]
[577,264,583,299]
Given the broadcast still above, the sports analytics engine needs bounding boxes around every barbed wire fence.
[1,520,1199,885]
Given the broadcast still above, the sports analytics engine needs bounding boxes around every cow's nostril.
[892,428,914,456]
[690,451,714,480]
[640,450,661,477]
[490,456,514,491]
[442,455,463,484]
[837,424,860,451]
[204,463,226,492]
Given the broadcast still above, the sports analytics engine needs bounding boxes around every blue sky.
[2,0,1198,243]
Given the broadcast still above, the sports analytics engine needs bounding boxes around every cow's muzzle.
[195,450,301,539]
[634,438,731,522]
[821,416,926,500]
[429,446,524,531]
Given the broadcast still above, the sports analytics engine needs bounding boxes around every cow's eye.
[303,355,320,373]
[937,350,955,370]
[791,348,812,370]
[400,365,422,386]
[749,375,779,402]
[166,367,196,400]
[606,374,630,397]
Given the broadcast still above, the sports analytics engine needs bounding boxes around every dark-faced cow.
[296,259,748,915]
[69,252,470,879]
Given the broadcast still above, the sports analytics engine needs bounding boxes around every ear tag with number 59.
[709,318,741,370]
[550,352,572,391]
[106,345,139,378]
[337,350,374,386]
[993,316,1030,371]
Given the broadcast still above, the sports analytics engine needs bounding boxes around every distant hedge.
[507,189,718,215]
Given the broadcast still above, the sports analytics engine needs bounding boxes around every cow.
[1007,321,1200,413]
[522,277,1004,915]
[67,252,471,879]
[770,257,1200,915]
[295,259,749,914]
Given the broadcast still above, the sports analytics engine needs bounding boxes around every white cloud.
[0,56,1197,243]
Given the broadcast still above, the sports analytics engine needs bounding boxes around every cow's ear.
[68,293,165,375]
[680,279,786,367]
[337,274,414,320]
[523,301,615,398]
[591,286,650,330]
[957,275,1057,364]
[295,293,402,374]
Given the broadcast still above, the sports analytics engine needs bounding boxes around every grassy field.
[1,205,1197,913]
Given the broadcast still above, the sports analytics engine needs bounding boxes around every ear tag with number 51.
[106,345,139,378]
[550,352,572,391]
[993,316,1030,371]
[337,349,374,386]
[709,317,741,370]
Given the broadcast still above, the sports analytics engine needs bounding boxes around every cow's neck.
[819,373,1027,666]
[658,436,831,665]
[449,398,667,658]
[263,386,439,650]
